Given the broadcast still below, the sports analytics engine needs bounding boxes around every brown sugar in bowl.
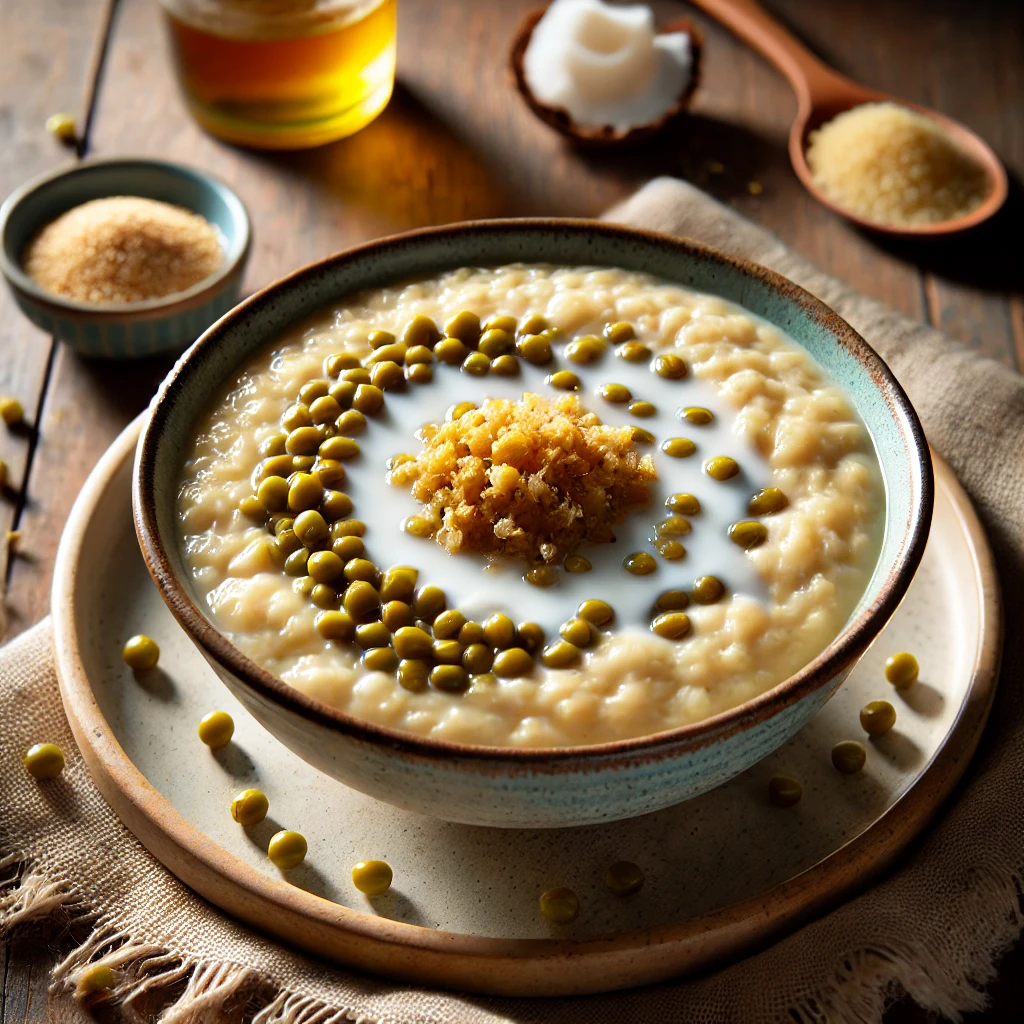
[0,158,250,358]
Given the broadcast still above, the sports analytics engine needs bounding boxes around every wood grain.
[914,0,1023,371]
[6,4,1022,639]
[1,938,53,1024]
[1,0,931,618]
[0,0,114,621]
[1,0,1022,1016]
[767,0,1023,369]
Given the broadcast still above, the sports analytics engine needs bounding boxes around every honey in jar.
[161,0,397,149]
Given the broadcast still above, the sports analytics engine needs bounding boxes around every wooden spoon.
[689,0,1008,236]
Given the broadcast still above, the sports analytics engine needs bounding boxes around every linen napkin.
[2,178,1022,1024]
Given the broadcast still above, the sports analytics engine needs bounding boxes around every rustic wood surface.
[1,0,1021,1018]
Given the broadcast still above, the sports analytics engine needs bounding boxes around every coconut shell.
[509,8,703,148]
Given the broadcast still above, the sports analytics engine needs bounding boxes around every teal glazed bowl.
[0,157,250,359]
[133,220,932,829]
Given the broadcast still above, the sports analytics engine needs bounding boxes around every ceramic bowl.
[133,220,933,829]
[0,157,250,359]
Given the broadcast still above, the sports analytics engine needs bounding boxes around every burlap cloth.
[2,179,1022,1023]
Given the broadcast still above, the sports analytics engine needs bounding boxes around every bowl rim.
[133,217,934,766]
[0,155,251,319]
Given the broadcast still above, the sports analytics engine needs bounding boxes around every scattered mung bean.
[268,830,307,869]
[860,700,896,735]
[831,740,867,774]
[768,775,802,807]
[539,887,579,923]
[122,634,159,671]
[352,859,393,895]
[885,652,919,689]
[23,742,64,780]
[231,788,269,825]
[197,710,234,749]
[605,861,644,895]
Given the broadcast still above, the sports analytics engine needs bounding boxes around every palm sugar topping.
[389,392,656,564]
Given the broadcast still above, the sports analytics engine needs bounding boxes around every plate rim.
[52,417,1001,997]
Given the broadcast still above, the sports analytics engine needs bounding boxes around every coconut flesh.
[522,0,693,131]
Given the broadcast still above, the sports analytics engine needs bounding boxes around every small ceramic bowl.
[0,157,250,359]
[133,220,933,829]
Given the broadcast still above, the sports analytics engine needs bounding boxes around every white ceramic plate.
[53,419,999,996]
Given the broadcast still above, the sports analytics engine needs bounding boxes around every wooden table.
[1,0,1021,1018]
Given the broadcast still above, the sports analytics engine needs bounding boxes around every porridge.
[177,265,883,748]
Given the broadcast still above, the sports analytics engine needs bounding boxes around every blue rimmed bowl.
[133,220,932,828]
[0,157,250,359]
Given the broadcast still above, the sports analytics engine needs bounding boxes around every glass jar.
[160,0,397,149]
